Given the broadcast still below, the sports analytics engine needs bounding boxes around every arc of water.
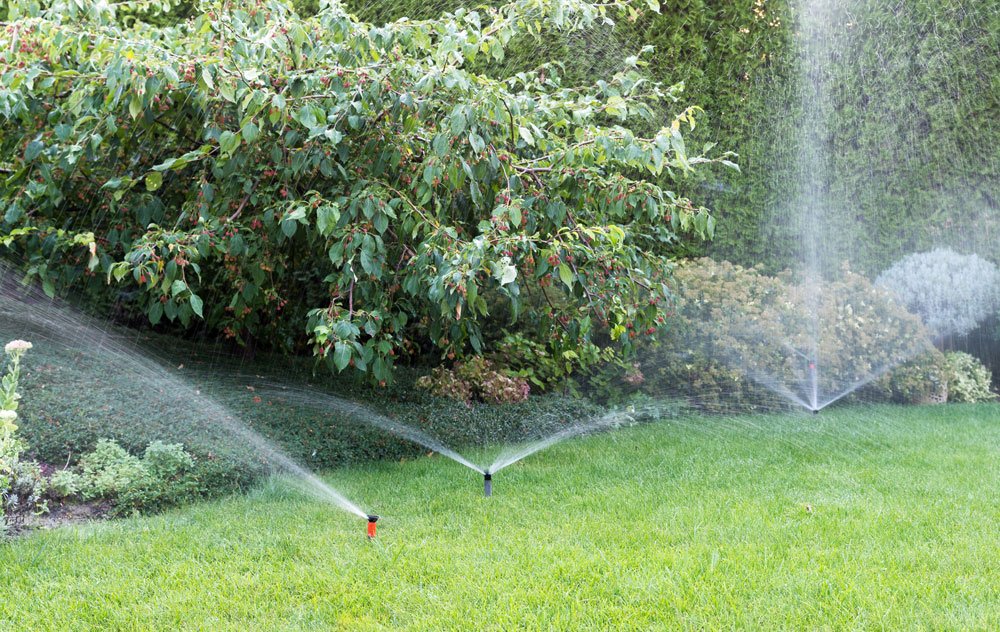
[259,386,487,474]
[0,283,370,520]
[488,407,640,474]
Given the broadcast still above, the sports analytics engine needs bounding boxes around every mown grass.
[2,404,999,630]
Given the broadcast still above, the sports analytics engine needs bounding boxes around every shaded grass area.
[3,404,999,629]
[7,315,597,474]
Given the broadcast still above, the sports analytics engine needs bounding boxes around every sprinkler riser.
[367,514,379,538]
[484,472,492,497]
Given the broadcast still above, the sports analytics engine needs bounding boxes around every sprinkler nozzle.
[366,514,379,539]
[812,408,819,415]
[483,472,492,497]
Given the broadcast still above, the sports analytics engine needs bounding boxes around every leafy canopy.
[0,0,734,383]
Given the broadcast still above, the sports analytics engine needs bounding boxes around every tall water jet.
[717,0,958,411]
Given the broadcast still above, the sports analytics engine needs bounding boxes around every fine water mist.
[260,385,488,474]
[641,0,999,413]
[0,269,370,520]
[259,383,668,485]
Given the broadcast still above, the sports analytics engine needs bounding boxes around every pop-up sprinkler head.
[367,514,379,539]
[483,472,492,497]
[812,408,820,415]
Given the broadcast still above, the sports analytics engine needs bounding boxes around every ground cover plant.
[1,404,998,629]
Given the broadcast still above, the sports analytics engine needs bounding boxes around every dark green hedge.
[331,0,998,275]
[740,0,1000,275]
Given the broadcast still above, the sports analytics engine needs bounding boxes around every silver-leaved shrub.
[876,248,1000,338]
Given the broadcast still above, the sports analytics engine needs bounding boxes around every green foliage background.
[326,0,998,273]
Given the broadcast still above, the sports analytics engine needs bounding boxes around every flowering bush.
[876,249,1000,338]
[1,339,32,412]
[1,339,46,534]
[639,259,936,411]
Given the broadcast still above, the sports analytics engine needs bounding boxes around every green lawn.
[2,404,999,630]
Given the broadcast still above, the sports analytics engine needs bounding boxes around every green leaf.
[148,301,163,325]
[518,126,534,146]
[24,141,44,162]
[360,246,376,275]
[242,121,260,143]
[200,66,214,90]
[333,342,351,371]
[295,106,317,129]
[4,202,23,223]
[500,265,517,285]
[219,81,236,103]
[316,204,340,236]
[219,131,241,156]
[145,171,162,192]
[432,134,449,156]
[373,213,389,235]
[189,293,204,318]
[509,206,522,227]
[468,132,485,154]
[171,279,187,297]
[128,94,143,120]
[558,264,574,290]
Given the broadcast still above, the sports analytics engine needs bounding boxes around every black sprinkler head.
[367,514,379,523]
[812,408,820,415]
[483,472,492,497]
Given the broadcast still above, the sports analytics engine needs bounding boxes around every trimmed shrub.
[142,441,195,481]
[943,352,996,403]
[638,258,936,411]
[865,352,949,405]
[65,439,206,514]
[78,440,151,501]
[47,469,82,500]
